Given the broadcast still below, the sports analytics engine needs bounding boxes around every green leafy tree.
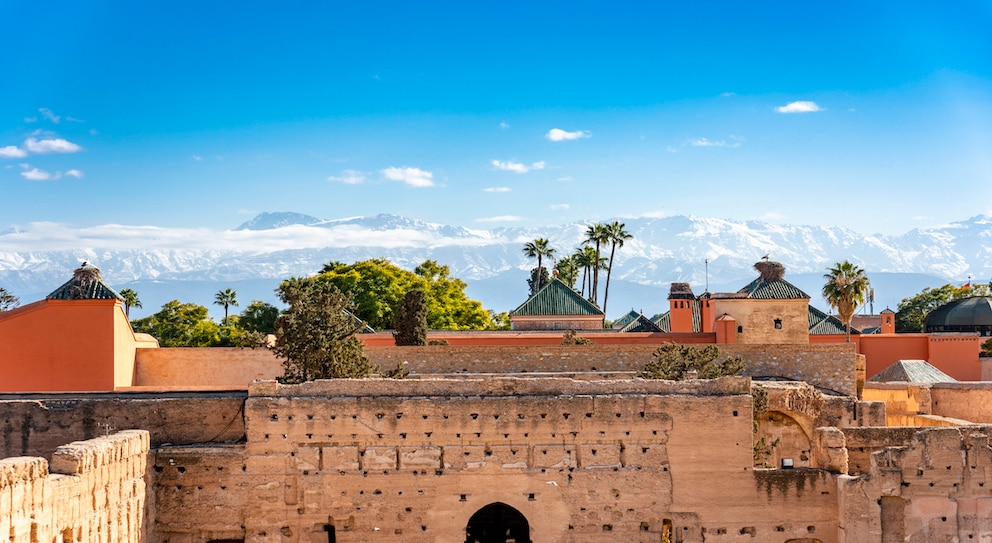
[522,238,556,293]
[488,310,511,330]
[393,289,428,346]
[896,283,990,333]
[822,261,871,342]
[214,288,239,325]
[119,288,141,319]
[640,343,745,380]
[272,277,374,382]
[318,259,491,330]
[583,223,610,304]
[132,300,224,347]
[574,246,599,298]
[238,300,280,334]
[414,260,491,330]
[527,267,551,296]
[0,287,19,311]
[602,220,632,316]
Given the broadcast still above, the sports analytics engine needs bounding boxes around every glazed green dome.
[924,296,992,335]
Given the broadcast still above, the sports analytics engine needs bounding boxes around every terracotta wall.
[0,431,149,543]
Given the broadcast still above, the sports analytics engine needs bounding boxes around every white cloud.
[546,128,591,142]
[491,159,545,174]
[24,116,37,123]
[39,108,60,124]
[66,116,85,123]
[20,168,52,181]
[193,155,203,161]
[776,100,822,113]
[557,176,573,182]
[475,215,525,223]
[65,169,84,178]
[484,187,511,193]
[0,146,27,158]
[550,204,570,210]
[0,221,506,252]
[328,169,367,185]
[24,137,82,154]
[690,135,743,148]
[382,166,434,187]
[720,92,737,97]
[499,121,510,129]
[635,211,674,219]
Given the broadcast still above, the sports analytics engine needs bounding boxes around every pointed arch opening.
[464,502,531,543]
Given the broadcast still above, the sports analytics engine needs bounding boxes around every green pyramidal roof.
[510,279,603,316]
[47,265,123,301]
[737,277,810,300]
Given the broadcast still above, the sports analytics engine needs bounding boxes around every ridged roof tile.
[510,279,603,316]
[737,277,810,300]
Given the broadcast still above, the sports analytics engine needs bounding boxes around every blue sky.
[2,1,991,243]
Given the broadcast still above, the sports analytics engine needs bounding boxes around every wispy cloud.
[21,167,53,181]
[39,108,60,124]
[0,146,27,158]
[776,100,822,113]
[193,155,203,161]
[634,210,674,219]
[491,159,545,174]
[382,166,434,187]
[546,128,591,142]
[24,137,82,154]
[720,92,736,97]
[499,121,510,129]
[690,136,744,148]
[328,169,367,185]
[550,203,570,210]
[475,215,524,223]
[65,169,84,178]
[557,176,573,182]
[484,187,511,193]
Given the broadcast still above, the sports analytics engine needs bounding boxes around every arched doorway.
[464,502,531,543]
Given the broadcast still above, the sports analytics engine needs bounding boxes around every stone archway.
[464,502,531,543]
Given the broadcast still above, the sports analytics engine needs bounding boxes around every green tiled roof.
[618,314,663,333]
[47,267,123,301]
[737,277,810,300]
[808,305,862,335]
[612,310,642,329]
[868,360,956,383]
[510,279,603,316]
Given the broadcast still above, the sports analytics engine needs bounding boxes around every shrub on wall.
[640,342,745,380]
[393,289,428,346]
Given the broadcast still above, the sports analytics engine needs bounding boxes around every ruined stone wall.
[0,393,245,459]
[722,343,858,397]
[0,430,149,543]
[840,426,992,542]
[864,382,992,426]
[143,377,846,543]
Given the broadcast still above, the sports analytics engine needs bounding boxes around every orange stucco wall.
[0,299,144,392]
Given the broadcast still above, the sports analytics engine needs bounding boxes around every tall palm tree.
[0,287,19,312]
[583,223,610,304]
[555,254,580,288]
[822,261,871,342]
[214,288,239,325]
[119,288,142,319]
[522,238,556,293]
[601,221,633,316]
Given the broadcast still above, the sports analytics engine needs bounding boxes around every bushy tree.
[896,283,990,333]
[272,277,373,382]
[393,289,428,346]
[318,258,491,330]
[239,300,279,334]
[527,267,550,296]
[0,287,19,311]
[640,343,745,380]
[132,300,223,347]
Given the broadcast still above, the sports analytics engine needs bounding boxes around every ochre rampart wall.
[134,342,858,395]
[0,430,149,543]
[864,382,992,426]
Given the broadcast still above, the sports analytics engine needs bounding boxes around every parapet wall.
[0,430,149,543]
[864,381,992,425]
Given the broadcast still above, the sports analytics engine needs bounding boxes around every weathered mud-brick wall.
[840,426,992,543]
[147,377,843,543]
[0,430,149,543]
[722,343,858,397]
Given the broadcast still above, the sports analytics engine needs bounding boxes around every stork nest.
[754,261,785,281]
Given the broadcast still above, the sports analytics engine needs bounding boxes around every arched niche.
[464,502,531,543]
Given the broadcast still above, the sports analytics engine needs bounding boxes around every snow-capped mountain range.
[1,212,989,320]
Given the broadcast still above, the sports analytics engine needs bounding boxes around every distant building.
[508,278,604,330]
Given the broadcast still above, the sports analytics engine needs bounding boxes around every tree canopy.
[131,299,259,347]
[239,300,279,334]
[393,289,428,346]
[272,277,374,382]
[896,282,991,333]
[317,258,492,330]
[214,288,239,324]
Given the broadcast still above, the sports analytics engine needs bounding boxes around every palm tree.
[583,223,610,304]
[214,288,239,325]
[119,288,142,319]
[555,254,580,288]
[522,238,556,293]
[601,221,632,316]
[822,261,871,342]
[573,246,597,297]
[0,287,19,312]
